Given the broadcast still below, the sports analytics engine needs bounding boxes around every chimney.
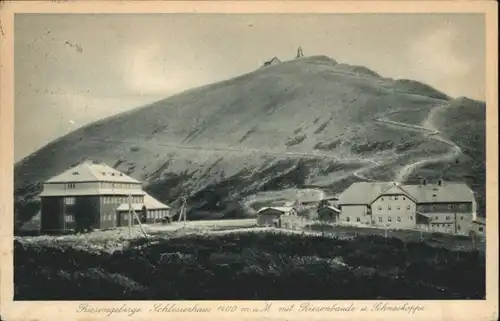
[421,179,427,186]
[437,179,443,186]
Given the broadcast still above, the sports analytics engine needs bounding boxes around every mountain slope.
[14,55,485,226]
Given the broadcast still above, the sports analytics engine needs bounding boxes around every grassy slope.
[14,232,485,300]
[15,55,484,225]
[407,98,486,216]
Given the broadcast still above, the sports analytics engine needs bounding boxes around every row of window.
[375,216,413,222]
[65,211,169,223]
[377,205,411,211]
[380,195,406,201]
[419,204,468,211]
[121,210,168,220]
[65,182,139,189]
[100,182,138,189]
[431,215,465,221]
[343,216,415,223]
[432,223,454,228]
[103,196,142,204]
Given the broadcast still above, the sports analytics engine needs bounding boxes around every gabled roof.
[338,182,394,205]
[46,161,140,184]
[262,57,281,67]
[402,182,475,203]
[258,206,294,214]
[318,206,341,213]
[338,181,475,205]
[116,193,170,212]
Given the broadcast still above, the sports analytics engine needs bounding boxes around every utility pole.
[178,196,187,226]
[131,207,149,239]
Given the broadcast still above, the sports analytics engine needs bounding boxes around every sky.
[14,13,485,162]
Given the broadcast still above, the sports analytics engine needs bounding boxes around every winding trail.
[375,103,462,183]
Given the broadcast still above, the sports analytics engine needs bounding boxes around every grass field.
[15,222,485,300]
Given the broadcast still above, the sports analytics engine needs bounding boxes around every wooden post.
[131,208,149,239]
[128,194,132,238]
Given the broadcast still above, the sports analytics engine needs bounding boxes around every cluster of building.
[257,180,486,237]
[28,159,485,238]
[37,160,171,234]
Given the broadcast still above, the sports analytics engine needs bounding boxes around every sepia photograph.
[1,2,497,319]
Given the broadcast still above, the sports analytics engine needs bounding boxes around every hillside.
[14,55,486,226]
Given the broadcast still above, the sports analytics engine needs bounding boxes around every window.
[64,197,75,205]
[458,225,461,231]
[445,216,450,220]
[65,215,73,222]
[402,197,406,200]
[356,217,361,222]
[407,205,411,210]
[381,198,384,201]
[397,216,401,222]
[394,196,398,200]
[72,171,79,176]
[388,217,392,222]
[460,216,464,221]
[67,183,76,189]
[378,217,383,222]
[409,216,413,220]
[460,204,466,210]
[378,206,382,210]
[388,205,391,211]
[346,217,350,222]
[448,204,453,210]
[396,206,401,210]
[124,214,128,220]
[479,227,484,232]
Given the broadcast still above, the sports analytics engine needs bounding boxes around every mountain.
[14,55,486,227]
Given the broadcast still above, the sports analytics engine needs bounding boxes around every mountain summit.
[15,55,485,225]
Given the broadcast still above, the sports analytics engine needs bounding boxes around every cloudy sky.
[14,13,485,162]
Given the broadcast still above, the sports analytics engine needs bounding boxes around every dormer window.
[102,172,106,176]
[72,172,79,175]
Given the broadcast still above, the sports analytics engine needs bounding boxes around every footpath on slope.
[375,103,462,183]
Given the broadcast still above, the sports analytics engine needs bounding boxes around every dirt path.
[375,103,461,183]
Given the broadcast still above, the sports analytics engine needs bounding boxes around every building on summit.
[261,57,281,68]
[39,160,170,233]
[337,179,477,235]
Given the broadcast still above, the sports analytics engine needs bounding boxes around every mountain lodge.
[39,160,170,233]
[337,179,477,235]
